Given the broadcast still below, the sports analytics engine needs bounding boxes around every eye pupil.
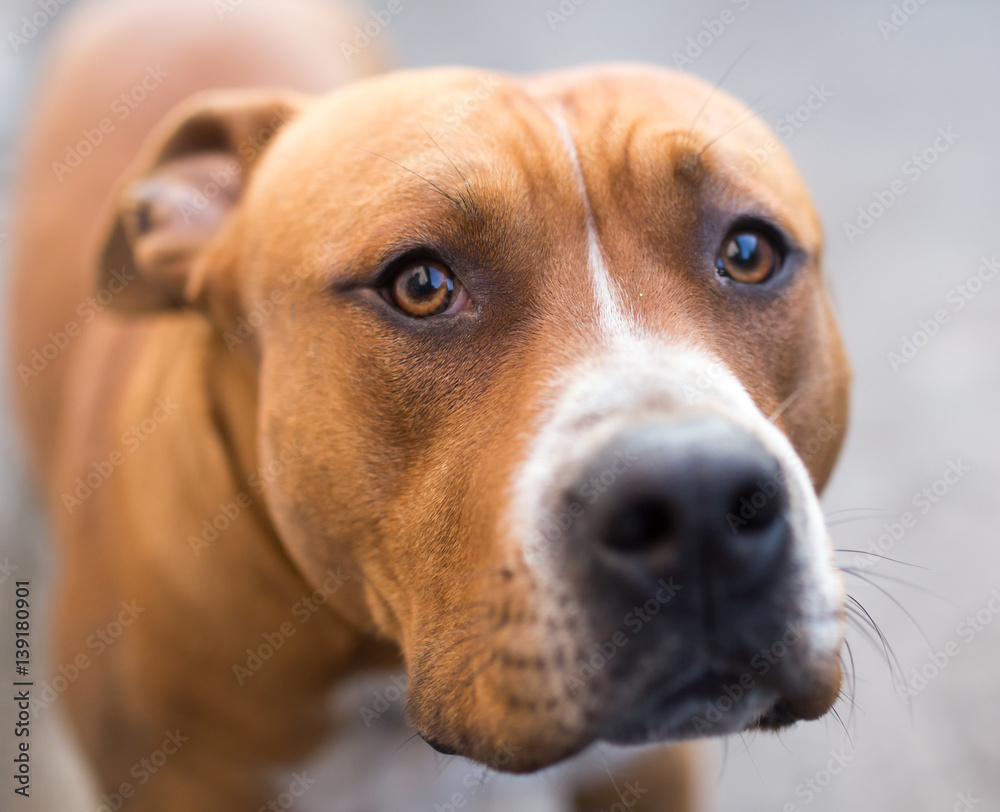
[717,227,780,284]
[405,265,452,301]
[727,233,760,267]
[389,262,463,317]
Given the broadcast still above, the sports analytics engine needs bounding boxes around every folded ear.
[97,89,306,313]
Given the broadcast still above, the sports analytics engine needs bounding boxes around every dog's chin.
[417,730,587,775]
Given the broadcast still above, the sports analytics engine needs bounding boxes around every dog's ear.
[97,89,305,313]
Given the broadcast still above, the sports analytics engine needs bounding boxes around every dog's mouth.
[602,668,781,744]
[596,636,843,746]
[411,662,837,772]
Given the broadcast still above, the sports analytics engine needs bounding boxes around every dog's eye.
[386,262,469,317]
[715,228,782,284]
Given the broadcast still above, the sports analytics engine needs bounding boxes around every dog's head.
[98,65,850,771]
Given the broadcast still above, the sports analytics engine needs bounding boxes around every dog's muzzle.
[529,402,841,743]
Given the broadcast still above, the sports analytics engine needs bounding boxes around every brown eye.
[388,262,469,317]
[716,229,781,284]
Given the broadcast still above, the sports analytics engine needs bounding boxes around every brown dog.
[10,0,849,809]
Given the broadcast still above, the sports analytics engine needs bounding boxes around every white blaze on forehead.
[547,108,635,341]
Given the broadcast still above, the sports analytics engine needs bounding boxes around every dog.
[9,0,850,809]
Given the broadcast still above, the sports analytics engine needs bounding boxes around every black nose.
[568,416,791,605]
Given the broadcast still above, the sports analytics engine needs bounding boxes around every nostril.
[727,476,785,534]
[606,497,676,553]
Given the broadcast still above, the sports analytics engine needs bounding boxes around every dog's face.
[102,65,850,771]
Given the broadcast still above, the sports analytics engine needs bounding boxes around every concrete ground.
[1,1,998,810]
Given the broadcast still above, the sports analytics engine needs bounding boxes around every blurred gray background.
[1,1,998,810]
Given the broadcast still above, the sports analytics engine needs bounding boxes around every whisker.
[826,512,900,528]
[717,737,731,781]
[767,387,802,423]
[840,567,949,605]
[350,145,464,209]
[452,649,500,693]
[419,124,469,185]
[687,43,755,134]
[462,564,525,586]
[437,600,491,621]
[847,572,932,647]
[774,730,794,755]
[845,596,906,685]
[739,732,764,786]
[846,601,896,670]
[389,730,424,761]
[598,749,627,805]
[834,549,925,568]
[696,95,768,159]
[845,612,890,665]
[825,507,888,517]
[841,638,861,728]
[433,750,458,779]
[828,705,853,747]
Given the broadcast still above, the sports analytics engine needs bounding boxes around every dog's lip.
[602,667,781,743]
[418,732,462,757]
